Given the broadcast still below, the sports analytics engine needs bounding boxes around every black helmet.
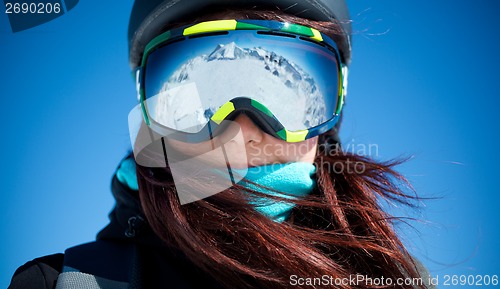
[128,0,352,70]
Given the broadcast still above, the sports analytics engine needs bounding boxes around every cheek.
[281,137,318,162]
[294,137,318,154]
[166,139,207,156]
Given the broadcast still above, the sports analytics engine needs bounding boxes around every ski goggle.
[134,19,346,143]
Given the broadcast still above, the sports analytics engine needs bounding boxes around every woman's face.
[166,114,318,169]
[162,12,324,170]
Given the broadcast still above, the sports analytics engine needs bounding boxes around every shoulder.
[8,253,64,289]
[8,242,134,289]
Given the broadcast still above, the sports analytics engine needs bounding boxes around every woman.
[9,0,434,288]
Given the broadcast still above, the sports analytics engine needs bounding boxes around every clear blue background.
[1,1,499,287]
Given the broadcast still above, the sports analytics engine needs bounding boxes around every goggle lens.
[139,20,344,142]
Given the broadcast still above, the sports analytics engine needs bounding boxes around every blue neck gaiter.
[233,162,317,223]
[116,158,139,191]
[116,159,317,223]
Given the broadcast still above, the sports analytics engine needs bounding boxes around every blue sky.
[1,1,499,287]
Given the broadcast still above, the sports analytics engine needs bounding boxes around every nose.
[232,114,264,144]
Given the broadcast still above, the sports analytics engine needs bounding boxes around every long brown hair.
[136,9,428,289]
